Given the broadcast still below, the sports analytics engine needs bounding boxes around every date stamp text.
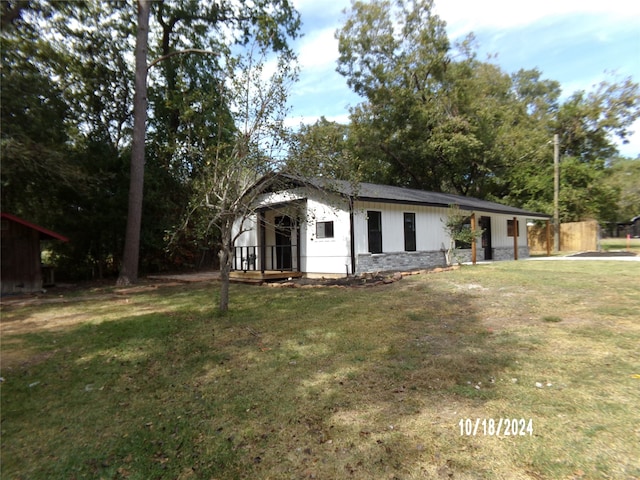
[458,418,533,436]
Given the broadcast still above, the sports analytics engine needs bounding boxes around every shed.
[232,175,551,279]
[1,213,69,294]
[632,215,640,238]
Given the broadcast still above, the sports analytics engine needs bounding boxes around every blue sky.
[287,0,640,158]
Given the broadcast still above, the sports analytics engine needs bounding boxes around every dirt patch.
[264,266,459,288]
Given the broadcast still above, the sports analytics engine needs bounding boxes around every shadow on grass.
[1,278,516,479]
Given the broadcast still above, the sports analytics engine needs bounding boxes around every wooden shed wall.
[1,219,43,294]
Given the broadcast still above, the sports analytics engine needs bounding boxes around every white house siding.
[303,196,352,276]
[353,201,451,272]
[232,188,352,276]
[233,214,260,270]
[483,214,530,261]
[233,185,541,276]
[352,202,534,273]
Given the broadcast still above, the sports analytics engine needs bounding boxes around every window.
[316,221,334,238]
[404,213,416,251]
[507,219,519,237]
[367,211,382,253]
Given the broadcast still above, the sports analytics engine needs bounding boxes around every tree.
[2,0,301,282]
[336,0,640,224]
[189,43,298,312]
[117,0,151,286]
[441,205,482,266]
[499,75,640,223]
[117,0,301,285]
[286,117,356,180]
[555,78,640,163]
[336,0,525,197]
[0,1,82,224]
[603,157,640,223]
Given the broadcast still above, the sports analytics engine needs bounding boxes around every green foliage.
[336,0,640,224]
[602,158,640,222]
[441,205,482,265]
[287,117,357,180]
[0,0,301,280]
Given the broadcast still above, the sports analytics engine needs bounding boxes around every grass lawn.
[2,261,639,479]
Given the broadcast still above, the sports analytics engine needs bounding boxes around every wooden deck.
[229,270,303,284]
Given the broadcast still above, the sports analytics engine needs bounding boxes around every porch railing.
[233,244,299,272]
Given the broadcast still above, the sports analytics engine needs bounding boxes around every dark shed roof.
[280,175,550,219]
[1,213,69,242]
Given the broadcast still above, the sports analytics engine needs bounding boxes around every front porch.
[232,204,304,281]
[229,269,303,284]
[232,242,301,283]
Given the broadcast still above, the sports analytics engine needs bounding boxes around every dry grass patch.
[1,261,639,479]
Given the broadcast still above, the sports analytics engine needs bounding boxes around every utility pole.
[553,133,560,253]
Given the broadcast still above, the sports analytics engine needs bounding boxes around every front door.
[274,216,292,270]
[479,216,492,260]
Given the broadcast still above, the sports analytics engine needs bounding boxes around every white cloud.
[433,0,640,39]
[293,0,348,20]
[296,27,340,70]
[284,113,351,129]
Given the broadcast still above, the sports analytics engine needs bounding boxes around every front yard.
[1,261,639,479]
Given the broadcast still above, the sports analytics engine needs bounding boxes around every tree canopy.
[2,0,639,286]
[322,0,640,223]
[1,0,301,282]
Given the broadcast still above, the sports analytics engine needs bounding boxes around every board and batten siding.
[233,185,539,275]
[303,196,352,275]
[489,214,529,248]
[352,201,451,254]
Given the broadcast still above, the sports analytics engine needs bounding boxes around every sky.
[286,0,640,158]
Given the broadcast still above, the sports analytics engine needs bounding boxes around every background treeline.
[1,0,300,280]
[2,0,638,281]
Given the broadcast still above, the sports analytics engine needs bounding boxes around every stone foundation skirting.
[356,246,530,273]
[356,250,447,273]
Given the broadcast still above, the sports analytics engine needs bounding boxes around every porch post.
[349,198,356,275]
[296,217,301,273]
[513,216,519,260]
[470,213,477,265]
[259,210,266,274]
[545,219,551,257]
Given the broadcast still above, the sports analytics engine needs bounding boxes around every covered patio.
[231,201,305,282]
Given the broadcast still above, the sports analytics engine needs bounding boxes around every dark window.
[404,213,416,251]
[316,221,334,238]
[367,211,382,253]
[507,219,519,237]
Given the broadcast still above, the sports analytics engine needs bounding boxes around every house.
[1,213,69,294]
[232,176,551,278]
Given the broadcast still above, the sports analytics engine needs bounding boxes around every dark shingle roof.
[282,175,550,219]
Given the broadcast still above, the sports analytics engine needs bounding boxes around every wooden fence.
[528,220,598,253]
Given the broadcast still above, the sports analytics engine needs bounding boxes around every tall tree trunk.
[117,0,150,286]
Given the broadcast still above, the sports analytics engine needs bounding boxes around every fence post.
[546,220,551,256]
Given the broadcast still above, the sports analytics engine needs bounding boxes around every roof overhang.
[269,174,551,220]
[1,213,69,242]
